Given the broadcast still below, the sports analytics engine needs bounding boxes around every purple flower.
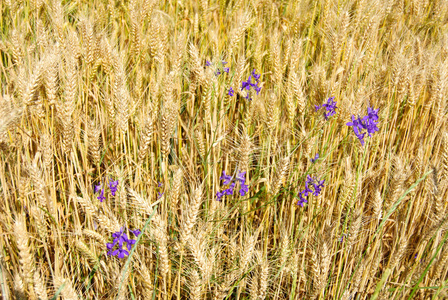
[97,189,105,202]
[316,97,337,120]
[222,61,228,65]
[367,107,379,121]
[253,84,261,95]
[158,182,163,187]
[109,179,119,196]
[236,171,246,184]
[228,87,235,96]
[216,191,224,201]
[223,67,229,73]
[347,107,379,145]
[239,183,249,196]
[217,169,250,200]
[94,184,102,193]
[220,171,232,185]
[107,227,140,258]
[346,115,362,134]
[224,182,236,195]
[251,69,260,82]
[117,248,129,258]
[297,175,324,207]
[206,60,212,67]
[131,229,141,236]
[311,153,319,163]
[215,69,221,76]
[297,194,307,207]
[157,192,164,199]
[241,75,253,91]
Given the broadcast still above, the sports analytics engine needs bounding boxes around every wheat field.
[0,0,447,299]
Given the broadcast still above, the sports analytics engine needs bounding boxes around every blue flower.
[216,191,224,201]
[251,69,260,82]
[239,183,249,196]
[316,97,337,120]
[109,179,119,196]
[297,175,324,207]
[94,184,102,193]
[97,189,105,202]
[131,229,141,236]
[241,75,253,91]
[117,248,129,258]
[217,170,250,200]
[228,87,235,96]
[236,171,246,184]
[220,171,232,185]
[347,107,379,145]
[107,227,140,258]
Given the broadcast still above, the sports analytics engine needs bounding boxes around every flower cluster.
[107,227,141,258]
[346,107,379,146]
[216,170,249,201]
[206,60,229,76]
[240,69,261,101]
[315,96,337,120]
[95,178,119,202]
[297,175,325,207]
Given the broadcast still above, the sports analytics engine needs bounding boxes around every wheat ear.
[14,217,35,293]
[54,274,80,300]
[181,184,203,242]
[33,269,48,300]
